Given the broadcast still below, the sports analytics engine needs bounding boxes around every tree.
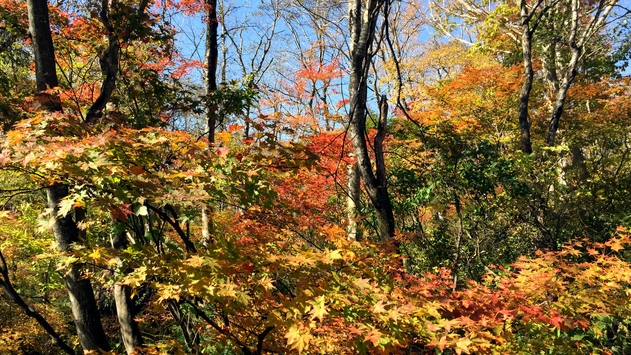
[348,0,395,240]
[26,0,111,351]
[542,0,618,146]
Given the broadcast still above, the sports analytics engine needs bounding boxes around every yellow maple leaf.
[285,325,311,353]
[455,338,472,355]
[308,296,328,321]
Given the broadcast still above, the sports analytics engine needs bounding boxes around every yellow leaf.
[216,131,232,144]
[373,300,386,314]
[285,325,311,354]
[326,249,342,262]
[455,338,472,355]
[308,296,328,321]
[88,249,101,260]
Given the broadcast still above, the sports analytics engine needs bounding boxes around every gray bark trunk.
[85,0,120,123]
[114,283,143,354]
[346,160,360,240]
[110,231,143,354]
[545,0,615,146]
[46,186,111,352]
[518,0,534,154]
[348,0,395,240]
[27,0,58,93]
[547,47,580,146]
[27,1,111,351]
[63,264,111,351]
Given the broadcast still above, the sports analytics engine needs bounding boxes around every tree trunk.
[202,0,219,246]
[518,0,533,154]
[547,47,580,146]
[348,0,395,240]
[27,0,58,94]
[114,284,143,354]
[346,160,360,240]
[545,0,614,146]
[206,0,219,143]
[85,0,120,124]
[110,231,144,354]
[201,206,214,246]
[373,95,396,239]
[63,264,111,351]
[47,186,111,352]
[28,1,110,351]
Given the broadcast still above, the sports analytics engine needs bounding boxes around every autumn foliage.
[1,0,631,354]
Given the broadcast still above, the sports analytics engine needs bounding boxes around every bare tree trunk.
[547,47,580,146]
[202,0,219,246]
[84,0,149,124]
[47,187,111,352]
[27,1,110,351]
[27,0,59,98]
[545,0,615,146]
[114,284,143,354]
[201,206,213,246]
[85,0,120,123]
[348,0,395,240]
[110,231,143,354]
[518,0,534,154]
[346,160,360,240]
[206,0,219,143]
[373,95,396,239]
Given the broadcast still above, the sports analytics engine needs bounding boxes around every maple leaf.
[130,165,145,175]
[111,204,133,222]
[325,249,342,262]
[57,197,76,217]
[364,329,383,347]
[285,325,311,353]
[353,278,371,290]
[606,237,625,252]
[549,314,564,329]
[217,146,229,157]
[185,255,205,267]
[88,249,102,260]
[372,300,386,314]
[308,296,328,321]
[455,338,472,355]
[228,124,245,132]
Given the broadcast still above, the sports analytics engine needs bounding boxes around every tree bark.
[27,1,111,351]
[114,284,143,354]
[27,0,58,94]
[373,95,396,239]
[545,0,615,146]
[202,0,219,245]
[47,186,111,352]
[110,231,144,354]
[85,0,120,124]
[547,47,580,146]
[206,0,219,143]
[518,0,534,154]
[346,160,360,240]
[347,0,395,240]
